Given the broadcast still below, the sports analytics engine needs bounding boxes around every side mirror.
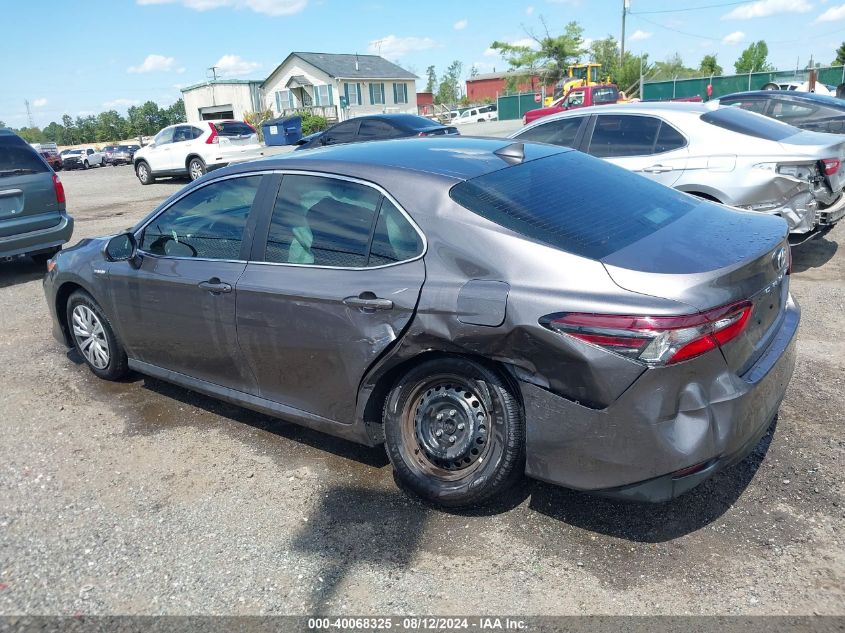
[105,232,142,268]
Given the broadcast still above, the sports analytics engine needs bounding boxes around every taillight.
[52,173,65,204]
[206,122,219,144]
[418,131,428,137]
[821,157,840,175]
[543,300,753,366]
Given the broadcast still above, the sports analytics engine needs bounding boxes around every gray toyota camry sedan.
[43,137,799,507]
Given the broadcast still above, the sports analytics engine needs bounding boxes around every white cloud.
[582,37,594,49]
[128,54,184,73]
[368,34,436,58]
[454,19,467,30]
[483,37,539,58]
[526,5,534,15]
[722,0,812,19]
[103,98,141,109]
[815,3,845,21]
[137,0,307,16]
[214,54,261,76]
[722,30,745,43]
[629,29,652,41]
[32,98,48,108]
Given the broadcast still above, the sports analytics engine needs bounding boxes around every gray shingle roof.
[290,52,418,80]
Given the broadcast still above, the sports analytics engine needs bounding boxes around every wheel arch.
[676,187,724,203]
[360,350,523,445]
[54,281,89,346]
[185,153,205,170]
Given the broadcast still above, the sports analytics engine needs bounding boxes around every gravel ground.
[0,159,843,617]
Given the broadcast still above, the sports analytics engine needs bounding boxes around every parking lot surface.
[0,161,843,616]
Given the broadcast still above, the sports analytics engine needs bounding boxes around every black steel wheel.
[384,357,524,507]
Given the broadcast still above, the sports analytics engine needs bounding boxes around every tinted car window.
[449,151,697,260]
[140,175,261,259]
[358,119,400,141]
[368,199,423,266]
[720,97,768,114]
[0,135,49,175]
[324,121,359,144]
[654,122,687,153]
[212,121,254,136]
[588,115,661,158]
[701,107,797,141]
[172,125,194,142]
[514,117,585,148]
[592,87,619,104]
[770,100,816,119]
[263,175,380,267]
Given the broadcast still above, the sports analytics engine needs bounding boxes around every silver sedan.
[510,102,845,240]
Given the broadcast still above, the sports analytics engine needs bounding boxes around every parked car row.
[103,144,141,166]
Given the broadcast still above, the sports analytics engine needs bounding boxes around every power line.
[629,1,754,15]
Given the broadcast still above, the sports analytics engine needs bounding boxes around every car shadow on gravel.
[291,486,428,613]
[526,418,778,543]
[791,235,838,272]
[0,256,46,288]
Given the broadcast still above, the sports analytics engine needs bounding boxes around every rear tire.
[762,82,780,91]
[66,290,128,381]
[83,160,89,170]
[188,157,207,181]
[383,357,524,508]
[135,161,154,185]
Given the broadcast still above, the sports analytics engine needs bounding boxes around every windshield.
[449,150,698,260]
[701,107,799,141]
[66,150,83,155]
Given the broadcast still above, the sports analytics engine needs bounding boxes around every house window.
[314,84,334,106]
[393,83,408,104]
[369,82,385,105]
[344,82,362,106]
[275,89,295,111]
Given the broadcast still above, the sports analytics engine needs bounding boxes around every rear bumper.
[522,294,800,501]
[207,148,265,169]
[0,213,74,258]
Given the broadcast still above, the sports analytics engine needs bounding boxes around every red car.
[39,151,62,171]
[523,84,621,125]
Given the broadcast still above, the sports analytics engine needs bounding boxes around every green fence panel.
[496,93,541,120]
[642,66,845,101]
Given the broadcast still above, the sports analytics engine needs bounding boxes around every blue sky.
[3,0,845,127]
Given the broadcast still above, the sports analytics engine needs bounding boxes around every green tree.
[650,53,697,80]
[424,65,437,93]
[734,40,774,74]
[95,110,126,142]
[15,127,45,143]
[699,54,723,76]
[435,60,463,105]
[590,35,620,82]
[834,42,845,66]
[42,122,64,143]
[164,98,186,126]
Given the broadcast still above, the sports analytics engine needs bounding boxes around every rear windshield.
[701,107,798,141]
[592,87,619,104]
[449,151,698,260]
[212,121,254,136]
[0,135,49,176]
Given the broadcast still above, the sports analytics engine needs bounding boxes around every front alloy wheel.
[71,304,109,369]
[188,157,206,181]
[136,161,153,185]
[66,290,129,380]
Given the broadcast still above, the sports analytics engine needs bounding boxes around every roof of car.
[720,90,845,108]
[336,113,444,128]
[227,136,568,182]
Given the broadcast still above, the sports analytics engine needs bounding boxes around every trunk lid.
[601,201,790,374]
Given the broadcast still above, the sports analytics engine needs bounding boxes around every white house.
[181,79,263,123]
[262,52,419,122]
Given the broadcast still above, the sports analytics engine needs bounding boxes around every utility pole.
[621,0,629,68]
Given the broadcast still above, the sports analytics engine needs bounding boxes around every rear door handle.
[343,295,393,311]
[642,164,674,173]
[198,278,232,294]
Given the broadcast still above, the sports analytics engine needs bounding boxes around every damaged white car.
[510,102,845,242]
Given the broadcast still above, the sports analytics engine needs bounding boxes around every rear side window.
[0,135,48,176]
[212,121,255,136]
[263,175,380,267]
[588,115,661,158]
[358,120,399,141]
[369,199,423,266]
[701,106,797,141]
[514,117,585,148]
[654,122,687,153]
[592,87,619,104]
[721,97,768,114]
[449,151,698,260]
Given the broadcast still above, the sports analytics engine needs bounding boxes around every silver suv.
[0,129,73,263]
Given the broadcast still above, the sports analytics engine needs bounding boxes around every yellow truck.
[543,63,605,106]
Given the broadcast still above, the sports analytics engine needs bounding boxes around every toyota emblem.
[773,246,787,272]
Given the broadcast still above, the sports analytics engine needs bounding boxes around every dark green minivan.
[0,129,73,264]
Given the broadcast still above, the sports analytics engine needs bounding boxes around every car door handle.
[642,164,674,173]
[198,279,232,294]
[343,295,393,311]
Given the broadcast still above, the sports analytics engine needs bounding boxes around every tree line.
[2,99,186,146]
